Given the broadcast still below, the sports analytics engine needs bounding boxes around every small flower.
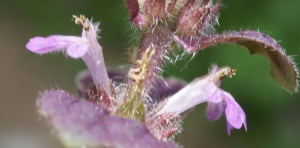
[154,65,247,135]
[26,15,111,96]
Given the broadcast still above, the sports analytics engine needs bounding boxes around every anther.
[73,14,90,31]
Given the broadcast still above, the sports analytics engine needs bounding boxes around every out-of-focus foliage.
[0,0,299,148]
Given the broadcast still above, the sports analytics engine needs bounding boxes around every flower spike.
[26,0,298,147]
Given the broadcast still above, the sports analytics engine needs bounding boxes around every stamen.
[210,67,236,82]
[73,14,90,31]
[218,68,236,80]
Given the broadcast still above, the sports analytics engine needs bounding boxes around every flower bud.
[143,0,177,20]
[176,0,211,36]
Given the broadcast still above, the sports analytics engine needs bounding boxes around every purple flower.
[26,0,299,147]
[154,65,246,135]
[26,15,111,95]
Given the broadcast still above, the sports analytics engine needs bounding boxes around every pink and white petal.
[155,76,222,117]
[67,43,89,58]
[206,82,223,103]
[26,36,64,54]
[26,35,84,55]
[223,92,247,130]
[155,80,207,117]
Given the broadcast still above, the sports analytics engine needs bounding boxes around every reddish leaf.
[175,31,299,92]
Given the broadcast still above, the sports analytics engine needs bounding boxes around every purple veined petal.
[38,90,177,148]
[26,35,86,56]
[223,91,247,132]
[67,43,89,58]
[206,100,225,121]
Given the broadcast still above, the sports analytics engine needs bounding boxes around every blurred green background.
[0,0,299,148]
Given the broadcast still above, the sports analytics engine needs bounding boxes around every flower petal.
[67,43,89,58]
[223,92,247,133]
[155,66,231,117]
[26,36,63,54]
[155,76,211,117]
[205,82,226,121]
[226,121,234,136]
[174,31,299,92]
[38,90,177,148]
[206,100,225,121]
[26,35,86,58]
[205,82,223,103]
